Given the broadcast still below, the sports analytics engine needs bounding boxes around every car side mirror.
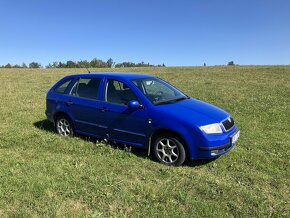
[128,100,143,109]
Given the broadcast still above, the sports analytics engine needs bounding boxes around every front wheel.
[55,115,74,137]
[153,134,186,166]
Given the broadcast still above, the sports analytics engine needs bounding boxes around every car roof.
[65,72,154,80]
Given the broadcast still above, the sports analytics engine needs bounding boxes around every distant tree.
[29,62,42,68]
[1,59,164,69]
[114,63,124,68]
[51,61,59,68]
[204,63,206,66]
[126,62,136,67]
[57,62,66,68]
[115,61,159,68]
[66,60,77,68]
[228,61,235,66]
[77,60,90,68]
[136,62,144,67]
[46,63,53,68]
[106,58,114,68]
[90,58,107,68]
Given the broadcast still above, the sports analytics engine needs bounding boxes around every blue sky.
[0,0,289,66]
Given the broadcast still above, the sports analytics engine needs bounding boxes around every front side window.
[132,78,187,105]
[105,79,138,105]
[69,78,101,100]
[54,79,72,94]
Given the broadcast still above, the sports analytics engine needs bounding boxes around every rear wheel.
[153,134,186,166]
[55,115,74,137]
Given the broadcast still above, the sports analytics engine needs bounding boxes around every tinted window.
[69,78,101,100]
[54,79,72,94]
[105,79,138,105]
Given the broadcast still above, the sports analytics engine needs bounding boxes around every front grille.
[222,117,235,131]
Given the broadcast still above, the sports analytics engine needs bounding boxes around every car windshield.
[131,77,188,105]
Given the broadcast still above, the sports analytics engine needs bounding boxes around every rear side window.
[54,79,72,94]
[69,78,101,100]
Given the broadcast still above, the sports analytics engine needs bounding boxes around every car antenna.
[86,67,91,73]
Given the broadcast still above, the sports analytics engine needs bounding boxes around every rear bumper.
[45,110,54,123]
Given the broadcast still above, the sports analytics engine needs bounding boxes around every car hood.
[153,98,229,126]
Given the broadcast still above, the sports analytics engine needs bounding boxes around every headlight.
[200,123,223,134]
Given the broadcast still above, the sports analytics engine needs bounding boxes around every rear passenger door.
[65,77,106,137]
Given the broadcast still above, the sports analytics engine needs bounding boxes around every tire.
[55,115,75,137]
[153,134,186,166]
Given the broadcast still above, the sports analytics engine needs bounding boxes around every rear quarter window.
[54,79,72,94]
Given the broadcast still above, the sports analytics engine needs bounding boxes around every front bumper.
[192,126,239,159]
[199,142,232,155]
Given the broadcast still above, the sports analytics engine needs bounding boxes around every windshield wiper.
[176,96,190,101]
[155,96,189,105]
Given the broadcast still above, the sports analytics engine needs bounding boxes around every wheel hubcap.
[156,138,179,164]
[57,118,71,136]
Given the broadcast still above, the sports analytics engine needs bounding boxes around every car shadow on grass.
[34,119,55,133]
[184,158,217,167]
[33,119,215,167]
[33,119,150,161]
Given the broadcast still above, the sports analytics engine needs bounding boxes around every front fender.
[149,118,203,159]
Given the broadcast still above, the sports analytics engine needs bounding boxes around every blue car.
[46,72,239,166]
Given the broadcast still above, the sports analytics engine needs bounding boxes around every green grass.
[0,66,289,217]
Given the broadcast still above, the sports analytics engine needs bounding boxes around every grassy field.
[0,66,289,217]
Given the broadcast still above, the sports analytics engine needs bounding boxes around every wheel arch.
[53,111,73,125]
[149,128,190,160]
[54,111,75,136]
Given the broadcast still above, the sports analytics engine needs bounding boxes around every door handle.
[99,107,109,112]
[66,101,73,106]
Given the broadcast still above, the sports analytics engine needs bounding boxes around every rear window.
[54,79,72,94]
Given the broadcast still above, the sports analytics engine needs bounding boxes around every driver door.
[97,79,150,147]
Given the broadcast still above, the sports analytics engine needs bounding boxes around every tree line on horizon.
[0,58,165,69]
